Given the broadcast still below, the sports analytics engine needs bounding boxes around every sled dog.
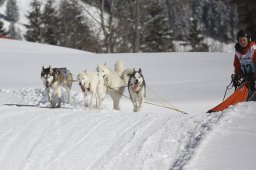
[97,60,132,110]
[77,71,107,109]
[41,66,73,108]
[128,68,146,112]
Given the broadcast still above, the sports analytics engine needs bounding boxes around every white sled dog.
[77,71,107,109]
[41,66,73,108]
[97,60,132,110]
[128,68,146,112]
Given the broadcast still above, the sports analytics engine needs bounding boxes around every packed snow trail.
[0,88,218,170]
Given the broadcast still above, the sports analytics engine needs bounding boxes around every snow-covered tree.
[5,0,21,39]
[5,0,19,22]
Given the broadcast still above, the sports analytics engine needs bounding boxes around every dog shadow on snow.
[3,88,83,109]
[4,103,54,109]
[3,103,78,109]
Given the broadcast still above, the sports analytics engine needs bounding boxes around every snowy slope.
[0,39,255,170]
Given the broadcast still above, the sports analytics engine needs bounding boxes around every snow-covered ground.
[0,39,255,170]
[184,102,256,170]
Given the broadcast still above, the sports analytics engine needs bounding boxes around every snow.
[0,38,255,170]
[184,102,256,170]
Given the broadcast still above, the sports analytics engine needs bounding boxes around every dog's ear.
[133,68,135,72]
[104,62,107,66]
[41,66,44,76]
[139,68,142,73]
[84,69,86,73]
[49,65,53,73]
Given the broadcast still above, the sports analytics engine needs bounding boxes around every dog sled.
[207,74,256,113]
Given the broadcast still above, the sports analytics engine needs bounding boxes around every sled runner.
[207,82,250,113]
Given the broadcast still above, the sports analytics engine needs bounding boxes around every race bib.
[237,45,256,74]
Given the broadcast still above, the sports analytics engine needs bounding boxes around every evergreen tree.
[163,0,237,44]
[0,20,7,36]
[0,0,6,6]
[24,0,43,42]
[140,0,175,52]
[41,0,58,45]
[6,0,20,39]
[109,0,134,52]
[187,18,209,52]
[19,0,238,52]
[189,0,237,42]
[5,0,19,22]
[8,22,22,39]
[80,0,98,7]
[58,0,99,52]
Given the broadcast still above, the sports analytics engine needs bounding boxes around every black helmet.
[237,30,251,42]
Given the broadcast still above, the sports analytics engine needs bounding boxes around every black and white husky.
[41,66,73,108]
[128,68,146,112]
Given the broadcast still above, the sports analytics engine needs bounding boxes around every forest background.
[0,0,237,53]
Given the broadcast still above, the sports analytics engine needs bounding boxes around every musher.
[233,30,256,94]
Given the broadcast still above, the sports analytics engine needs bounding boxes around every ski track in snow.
[0,87,224,170]
[87,115,163,170]
[169,112,224,170]
[47,115,116,167]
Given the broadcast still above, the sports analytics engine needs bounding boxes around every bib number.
[241,64,253,74]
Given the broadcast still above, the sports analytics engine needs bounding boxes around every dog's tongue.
[132,84,140,92]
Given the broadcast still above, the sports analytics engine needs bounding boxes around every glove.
[232,74,241,89]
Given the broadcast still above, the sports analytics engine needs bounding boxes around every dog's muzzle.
[132,83,141,92]
[79,82,86,92]
[45,81,52,88]
[79,82,90,92]
[135,79,139,85]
